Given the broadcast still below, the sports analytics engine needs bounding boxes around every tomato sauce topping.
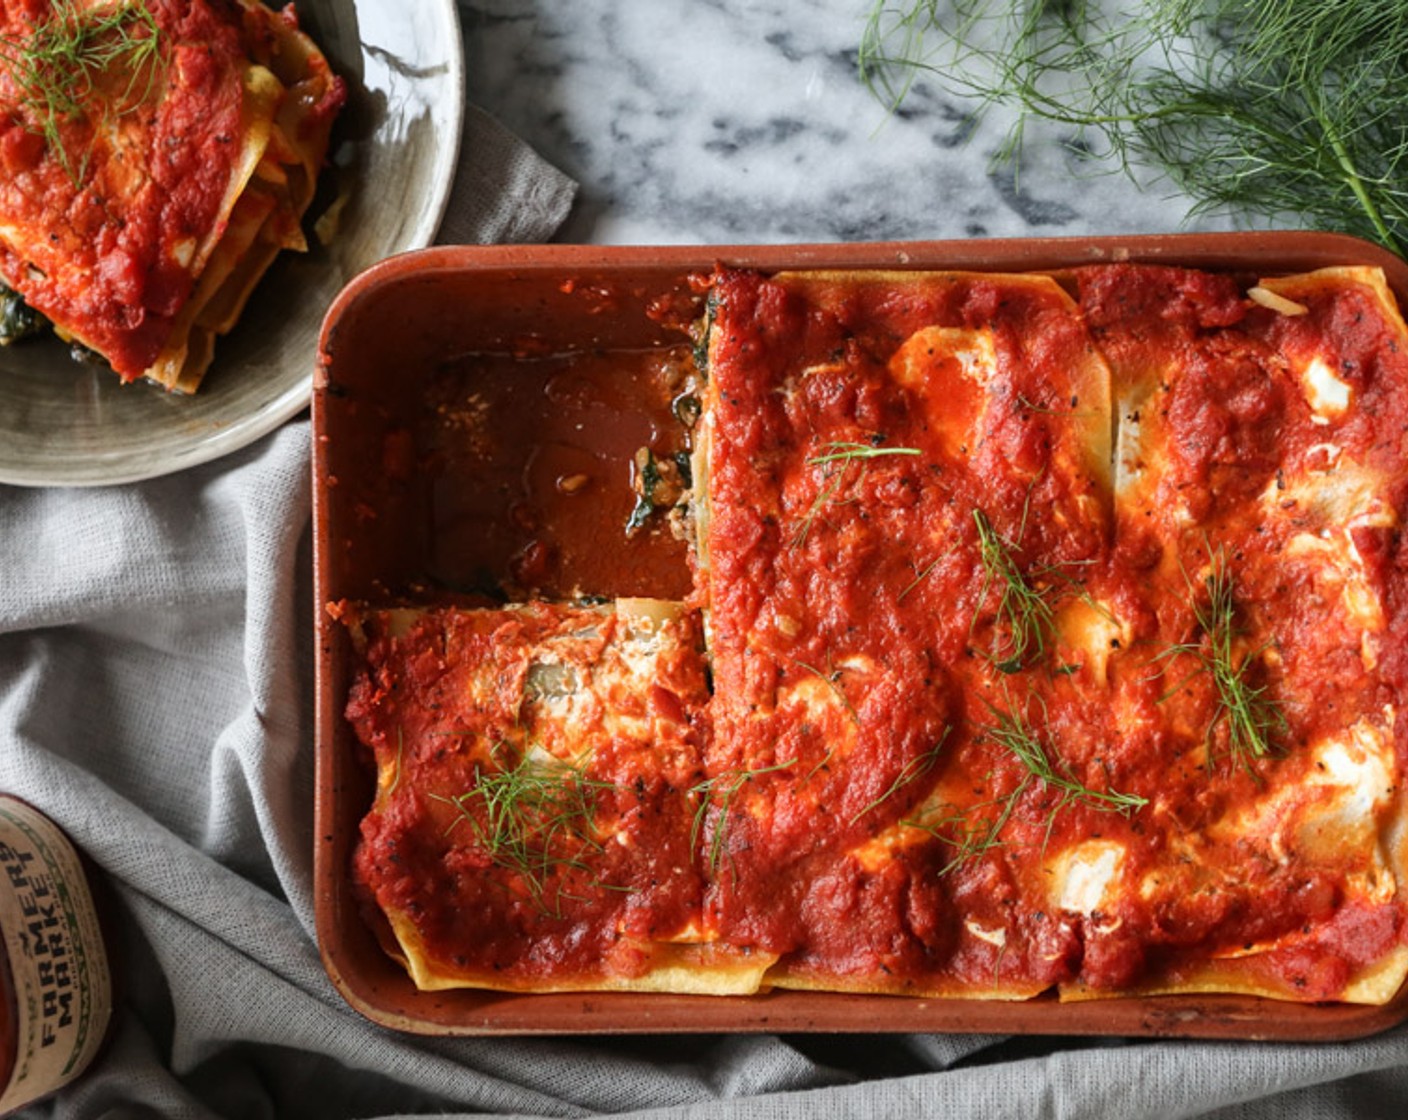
[695,264,1408,996]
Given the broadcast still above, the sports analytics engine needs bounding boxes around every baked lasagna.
[342,262,1408,1006]
[0,0,344,391]
[342,599,775,994]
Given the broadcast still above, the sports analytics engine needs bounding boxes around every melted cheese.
[888,326,996,459]
[1263,457,1395,651]
[1210,714,1396,887]
[1054,597,1128,686]
[1299,355,1353,423]
[1283,531,1385,636]
[1113,369,1190,526]
[1266,455,1389,527]
[1050,840,1126,915]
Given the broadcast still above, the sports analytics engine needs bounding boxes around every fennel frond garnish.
[903,689,1146,871]
[1155,545,1285,772]
[980,692,1148,817]
[972,506,1060,673]
[859,0,1408,257]
[0,0,165,184]
[435,748,619,914]
[792,439,921,548]
[691,757,798,874]
[849,728,951,824]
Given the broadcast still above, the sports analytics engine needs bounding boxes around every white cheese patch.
[889,325,998,388]
[1299,355,1353,423]
[1050,840,1126,915]
[797,359,849,381]
[782,676,848,726]
[1113,374,1193,525]
[1114,391,1150,499]
[658,918,710,944]
[1384,798,1408,895]
[519,602,697,757]
[836,653,878,675]
[1303,717,1395,845]
[965,921,1008,949]
[887,326,997,458]
[382,608,425,640]
[1054,597,1127,686]
[779,654,875,729]
[1209,713,1398,901]
[1266,460,1396,649]
[1262,455,1387,527]
[171,238,197,270]
[616,598,681,627]
[1284,531,1386,635]
[771,608,802,639]
[1302,442,1343,472]
[849,828,910,874]
[614,600,681,680]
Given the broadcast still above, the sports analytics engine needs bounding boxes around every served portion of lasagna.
[0,0,344,391]
[341,262,1408,1006]
[341,599,776,994]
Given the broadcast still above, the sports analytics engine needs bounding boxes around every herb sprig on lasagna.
[972,506,1060,673]
[433,749,620,915]
[1156,546,1286,773]
[980,690,1148,820]
[793,439,921,548]
[0,0,163,183]
[691,758,799,874]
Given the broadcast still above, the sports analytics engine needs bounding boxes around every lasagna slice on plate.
[0,0,344,390]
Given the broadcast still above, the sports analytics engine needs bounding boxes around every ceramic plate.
[0,0,464,487]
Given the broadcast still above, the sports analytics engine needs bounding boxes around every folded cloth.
[439,106,580,245]
[2,56,1407,1120]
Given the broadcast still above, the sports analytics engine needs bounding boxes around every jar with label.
[0,795,114,1116]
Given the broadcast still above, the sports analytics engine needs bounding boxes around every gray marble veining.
[462,0,1233,245]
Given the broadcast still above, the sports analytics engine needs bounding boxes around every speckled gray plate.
[0,0,463,487]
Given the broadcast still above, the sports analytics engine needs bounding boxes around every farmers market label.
[0,798,112,1112]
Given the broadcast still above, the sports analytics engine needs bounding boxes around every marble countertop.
[463,0,1230,246]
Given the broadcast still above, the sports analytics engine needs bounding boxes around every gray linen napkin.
[439,105,579,245]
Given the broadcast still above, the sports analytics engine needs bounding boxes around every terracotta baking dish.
[312,232,1408,1038]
